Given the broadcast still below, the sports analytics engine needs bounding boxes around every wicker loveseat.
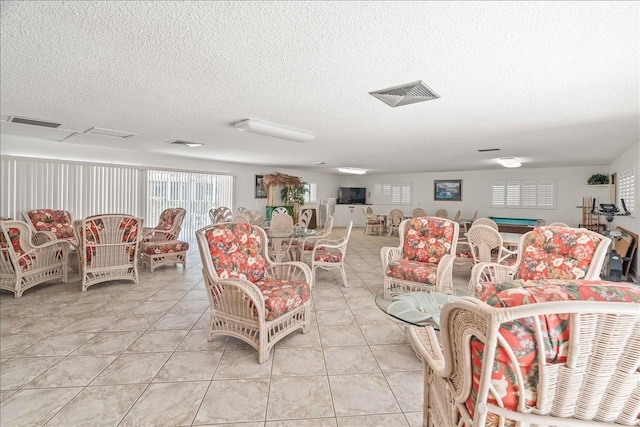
[410,279,640,427]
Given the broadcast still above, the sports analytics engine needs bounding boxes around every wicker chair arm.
[407,326,446,373]
[143,227,178,240]
[468,262,518,291]
[311,238,345,250]
[435,253,456,293]
[207,276,267,319]
[31,230,57,246]
[381,246,403,269]
[16,239,70,270]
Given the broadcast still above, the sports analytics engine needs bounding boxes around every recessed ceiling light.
[312,162,326,165]
[166,140,204,148]
[85,127,137,138]
[338,167,367,175]
[497,157,521,168]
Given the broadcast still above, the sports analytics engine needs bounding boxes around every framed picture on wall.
[434,179,462,201]
[255,175,267,199]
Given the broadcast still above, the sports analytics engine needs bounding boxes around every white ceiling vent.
[166,140,204,148]
[8,116,62,128]
[84,127,137,138]
[369,80,440,107]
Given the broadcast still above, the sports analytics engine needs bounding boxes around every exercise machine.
[591,199,631,281]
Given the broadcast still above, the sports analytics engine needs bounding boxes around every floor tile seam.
[29,384,86,427]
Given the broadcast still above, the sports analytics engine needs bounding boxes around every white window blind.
[373,182,412,205]
[304,183,317,203]
[618,166,636,212]
[491,179,556,209]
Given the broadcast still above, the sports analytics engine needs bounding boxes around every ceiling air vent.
[478,148,501,152]
[369,80,440,107]
[166,140,204,148]
[8,116,61,128]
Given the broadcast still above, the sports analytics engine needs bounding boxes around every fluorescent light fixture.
[166,140,204,148]
[497,157,522,168]
[338,167,367,175]
[234,119,315,142]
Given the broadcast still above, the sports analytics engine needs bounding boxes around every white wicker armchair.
[196,222,312,364]
[142,208,186,242]
[208,206,233,223]
[469,226,610,289]
[311,221,353,287]
[0,220,69,298]
[408,280,640,427]
[466,224,517,265]
[381,216,459,294]
[297,216,334,263]
[73,214,143,292]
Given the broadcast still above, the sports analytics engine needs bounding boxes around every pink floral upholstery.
[79,217,140,263]
[25,209,74,239]
[313,248,343,263]
[0,226,31,268]
[204,223,310,320]
[387,217,456,285]
[455,245,473,259]
[516,227,603,280]
[141,240,189,255]
[469,279,640,424]
[156,208,183,231]
[143,208,186,241]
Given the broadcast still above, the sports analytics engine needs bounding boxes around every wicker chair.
[409,280,640,427]
[412,208,427,218]
[469,226,610,289]
[466,224,517,265]
[297,216,334,263]
[387,209,404,237]
[297,209,313,229]
[73,214,143,292]
[22,209,76,246]
[0,220,69,298]
[267,213,294,261]
[381,216,459,294]
[362,207,383,235]
[142,208,186,242]
[208,206,232,223]
[471,217,498,231]
[195,222,312,364]
[311,221,353,287]
[434,209,448,218]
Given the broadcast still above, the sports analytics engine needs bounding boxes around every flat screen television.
[337,187,366,204]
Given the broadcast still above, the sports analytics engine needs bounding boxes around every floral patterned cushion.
[313,248,343,263]
[402,217,455,264]
[0,226,32,268]
[142,240,189,255]
[26,209,74,239]
[204,223,266,283]
[516,227,603,280]
[255,277,311,320]
[154,208,184,231]
[387,259,438,285]
[456,245,473,259]
[468,279,640,423]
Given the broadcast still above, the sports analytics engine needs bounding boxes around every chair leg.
[340,266,349,287]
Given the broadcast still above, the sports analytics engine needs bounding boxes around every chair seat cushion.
[313,248,343,263]
[141,240,189,255]
[387,260,437,285]
[469,279,640,420]
[256,277,311,321]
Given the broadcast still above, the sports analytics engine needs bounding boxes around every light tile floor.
[0,227,472,427]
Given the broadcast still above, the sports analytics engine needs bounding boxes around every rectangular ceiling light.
[234,119,315,142]
[338,167,367,175]
[85,127,137,138]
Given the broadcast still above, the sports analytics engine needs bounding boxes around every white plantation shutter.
[491,179,556,209]
[618,167,636,212]
[373,182,412,204]
[304,183,317,203]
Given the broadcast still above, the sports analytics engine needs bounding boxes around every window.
[618,166,636,212]
[373,183,412,205]
[491,180,556,209]
[304,182,317,204]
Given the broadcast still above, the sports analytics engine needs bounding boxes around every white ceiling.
[1,1,638,175]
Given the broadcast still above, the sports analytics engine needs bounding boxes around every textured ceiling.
[1,1,638,175]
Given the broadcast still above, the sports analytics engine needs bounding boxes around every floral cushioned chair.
[311,221,352,287]
[195,222,312,364]
[381,216,459,294]
[470,226,610,286]
[22,209,76,246]
[410,279,640,427]
[0,220,69,297]
[73,214,142,291]
[140,208,189,272]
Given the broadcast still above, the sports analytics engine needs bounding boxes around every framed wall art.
[255,175,267,199]
[434,179,462,201]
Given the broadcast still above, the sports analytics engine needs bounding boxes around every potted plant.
[281,181,309,223]
[587,173,609,185]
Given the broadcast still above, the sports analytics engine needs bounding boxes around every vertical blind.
[1,157,235,242]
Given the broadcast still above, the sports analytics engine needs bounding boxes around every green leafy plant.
[280,180,309,223]
[587,173,609,185]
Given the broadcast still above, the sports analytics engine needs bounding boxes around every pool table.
[489,217,546,234]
